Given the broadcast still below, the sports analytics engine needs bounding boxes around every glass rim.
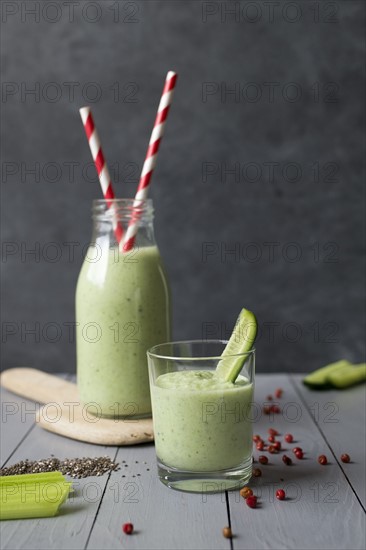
[92,198,153,206]
[147,339,256,361]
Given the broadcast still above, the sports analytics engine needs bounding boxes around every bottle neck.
[91,199,156,249]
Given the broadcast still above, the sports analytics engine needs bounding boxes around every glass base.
[157,457,253,493]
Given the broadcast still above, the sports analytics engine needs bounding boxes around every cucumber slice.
[216,308,257,383]
[303,360,351,388]
[327,363,366,388]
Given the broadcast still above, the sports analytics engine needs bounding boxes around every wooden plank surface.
[0,419,118,550]
[1,374,365,550]
[292,374,366,510]
[86,444,230,550]
[0,386,230,550]
[228,375,365,550]
[0,374,71,467]
[0,387,38,467]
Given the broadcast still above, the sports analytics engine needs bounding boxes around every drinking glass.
[147,340,255,492]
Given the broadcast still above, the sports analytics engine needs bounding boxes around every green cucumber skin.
[303,360,351,388]
[328,364,366,389]
[216,309,257,383]
[218,354,250,384]
[303,362,366,390]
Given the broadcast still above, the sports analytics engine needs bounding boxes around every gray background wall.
[1,0,365,374]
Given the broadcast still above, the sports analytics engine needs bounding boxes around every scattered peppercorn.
[256,441,264,451]
[246,495,258,508]
[266,395,273,401]
[222,527,232,539]
[268,435,276,443]
[275,388,283,398]
[284,434,293,443]
[341,454,351,463]
[318,455,327,465]
[253,434,261,442]
[240,487,253,499]
[271,405,281,414]
[276,489,286,500]
[292,447,302,454]
[263,406,271,415]
[122,523,134,535]
[268,445,278,454]
[258,455,268,465]
[252,468,262,477]
[273,441,281,451]
[282,455,292,466]
[268,428,278,436]
[295,450,304,459]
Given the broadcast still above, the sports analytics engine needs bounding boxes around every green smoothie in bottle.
[76,199,170,418]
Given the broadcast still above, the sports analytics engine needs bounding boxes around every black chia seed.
[0,457,120,479]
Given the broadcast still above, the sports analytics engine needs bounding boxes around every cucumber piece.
[327,363,366,388]
[216,308,257,383]
[303,360,351,388]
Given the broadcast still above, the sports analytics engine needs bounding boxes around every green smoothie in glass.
[151,370,253,472]
[147,310,257,492]
[76,199,171,418]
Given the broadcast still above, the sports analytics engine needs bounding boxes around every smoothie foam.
[151,370,253,472]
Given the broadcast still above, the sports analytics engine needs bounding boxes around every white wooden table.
[1,374,365,550]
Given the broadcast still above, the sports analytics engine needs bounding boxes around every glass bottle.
[75,199,171,418]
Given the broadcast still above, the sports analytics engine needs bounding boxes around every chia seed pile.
[0,457,120,479]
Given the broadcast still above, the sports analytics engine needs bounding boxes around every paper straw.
[122,71,178,251]
[79,106,123,244]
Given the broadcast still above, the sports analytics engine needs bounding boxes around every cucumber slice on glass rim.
[216,308,257,383]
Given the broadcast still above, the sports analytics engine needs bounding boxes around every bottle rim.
[92,198,154,221]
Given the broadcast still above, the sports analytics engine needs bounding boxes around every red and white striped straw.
[79,106,124,244]
[122,70,178,251]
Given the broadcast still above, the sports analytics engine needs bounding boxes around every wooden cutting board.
[0,368,154,446]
